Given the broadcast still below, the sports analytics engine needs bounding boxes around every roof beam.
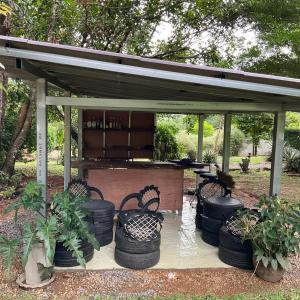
[21,59,76,93]
[1,46,300,99]
[45,96,283,113]
[32,61,291,103]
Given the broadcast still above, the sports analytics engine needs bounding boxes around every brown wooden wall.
[82,110,154,160]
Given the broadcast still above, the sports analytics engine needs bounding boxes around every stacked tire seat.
[195,179,229,231]
[218,209,260,269]
[54,239,93,267]
[218,225,253,269]
[67,179,115,247]
[115,185,163,269]
[82,199,115,246]
[201,196,243,246]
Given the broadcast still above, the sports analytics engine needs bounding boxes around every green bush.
[216,127,245,156]
[155,123,183,161]
[203,149,217,163]
[283,144,300,173]
[285,128,300,150]
[176,131,197,159]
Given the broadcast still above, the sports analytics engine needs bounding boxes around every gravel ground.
[0,179,299,299]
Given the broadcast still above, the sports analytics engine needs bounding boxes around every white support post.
[36,78,47,215]
[64,106,71,190]
[222,113,232,174]
[269,112,286,196]
[77,108,83,179]
[196,114,205,185]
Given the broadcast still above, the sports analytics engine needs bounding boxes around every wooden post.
[36,78,47,215]
[64,106,71,190]
[222,113,232,174]
[77,108,83,178]
[270,112,285,196]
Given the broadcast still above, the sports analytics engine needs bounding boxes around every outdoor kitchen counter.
[71,160,186,211]
[71,160,186,169]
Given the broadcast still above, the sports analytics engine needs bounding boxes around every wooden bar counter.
[72,160,184,211]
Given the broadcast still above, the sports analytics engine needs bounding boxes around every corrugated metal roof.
[0,35,300,108]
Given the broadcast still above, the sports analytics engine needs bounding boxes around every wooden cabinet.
[82,110,155,159]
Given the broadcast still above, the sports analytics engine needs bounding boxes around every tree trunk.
[0,72,7,147]
[2,87,36,176]
[51,106,78,143]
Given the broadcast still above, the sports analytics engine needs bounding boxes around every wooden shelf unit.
[82,110,155,160]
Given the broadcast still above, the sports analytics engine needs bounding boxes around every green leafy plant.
[239,157,250,173]
[51,191,100,268]
[0,181,100,277]
[0,182,57,273]
[239,196,300,271]
[283,144,300,173]
[203,149,217,163]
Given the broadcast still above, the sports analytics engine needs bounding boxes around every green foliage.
[239,196,300,271]
[176,131,197,160]
[22,223,38,266]
[285,128,300,151]
[0,182,99,273]
[239,158,250,173]
[0,80,36,167]
[155,123,183,161]
[36,216,57,264]
[52,191,100,266]
[183,116,215,137]
[0,236,19,272]
[283,144,300,173]
[233,114,273,154]
[203,149,217,164]
[286,112,300,129]
[230,127,245,156]
[213,127,245,156]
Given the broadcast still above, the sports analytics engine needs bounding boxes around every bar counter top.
[71,160,187,169]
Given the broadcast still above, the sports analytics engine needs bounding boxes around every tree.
[233,113,273,156]
[1,0,300,175]
[1,81,36,175]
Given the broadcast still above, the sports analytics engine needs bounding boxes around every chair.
[117,185,163,233]
[67,178,104,200]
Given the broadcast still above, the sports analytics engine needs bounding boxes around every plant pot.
[24,243,52,285]
[253,256,285,282]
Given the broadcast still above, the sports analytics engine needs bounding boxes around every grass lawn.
[15,160,77,177]
[141,290,300,299]
[231,170,300,204]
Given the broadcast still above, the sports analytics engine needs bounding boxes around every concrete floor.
[56,196,230,270]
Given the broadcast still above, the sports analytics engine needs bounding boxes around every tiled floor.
[56,197,230,271]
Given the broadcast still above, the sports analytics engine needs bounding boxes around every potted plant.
[0,181,100,287]
[51,190,100,267]
[239,196,300,282]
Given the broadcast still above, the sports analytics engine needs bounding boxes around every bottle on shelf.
[92,117,96,129]
[109,117,113,129]
[87,118,92,128]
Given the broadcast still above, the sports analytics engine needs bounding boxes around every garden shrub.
[203,149,217,163]
[285,128,300,150]
[155,123,183,161]
[216,127,245,156]
[176,131,197,159]
[283,144,300,173]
